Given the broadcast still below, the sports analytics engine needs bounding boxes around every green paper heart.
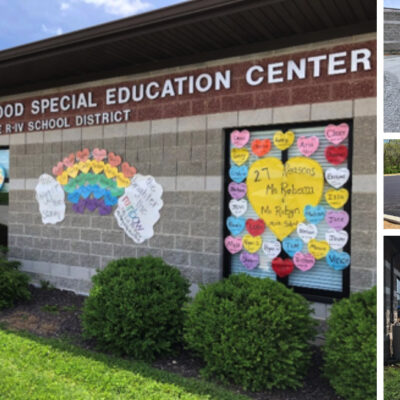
[86,173,98,185]
[108,179,117,189]
[75,174,86,185]
[64,181,77,193]
[110,187,125,197]
[98,174,111,189]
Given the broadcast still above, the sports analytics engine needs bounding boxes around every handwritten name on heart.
[325,167,350,189]
[92,148,107,161]
[229,165,248,183]
[226,216,246,236]
[108,152,122,167]
[91,160,105,175]
[225,236,243,254]
[242,234,262,253]
[246,157,324,240]
[262,240,281,259]
[304,205,325,225]
[325,210,349,230]
[251,139,271,157]
[325,188,349,209]
[240,251,259,270]
[325,146,348,165]
[273,130,295,151]
[272,257,294,278]
[231,130,250,148]
[229,199,247,217]
[121,162,136,179]
[297,136,319,157]
[282,237,303,257]
[325,229,348,250]
[326,250,350,270]
[296,223,318,243]
[76,148,90,162]
[228,182,247,200]
[231,148,249,166]
[293,252,315,272]
[245,219,265,237]
[325,123,349,145]
[307,239,330,260]
[66,165,80,178]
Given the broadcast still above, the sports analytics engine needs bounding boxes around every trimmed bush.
[323,287,376,400]
[184,274,316,391]
[82,256,190,361]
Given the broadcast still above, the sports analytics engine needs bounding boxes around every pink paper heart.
[76,148,90,162]
[224,236,242,254]
[92,148,107,161]
[297,136,319,157]
[293,252,315,272]
[325,210,349,231]
[231,130,250,148]
[324,123,349,145]
[240,251,259,270]
[63,153,75,167]
[52,161,64,176]
[228,182,247,200]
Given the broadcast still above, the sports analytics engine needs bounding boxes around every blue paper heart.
[304,205,325,225]
[91,184,106,199]
[229,165,248,183]
[326,250,350,271]
[282,237,303,258]
[79,185,92,199]
[104,192,118,206]
[67,191,81,204]
[226,216,246,236]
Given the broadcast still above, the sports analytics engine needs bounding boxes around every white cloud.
[81,0,152,16]
[41,24,64,36]
[60,2,71,10]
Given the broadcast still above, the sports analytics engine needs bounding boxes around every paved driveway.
[385,175,400,216]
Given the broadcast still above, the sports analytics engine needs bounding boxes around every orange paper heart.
[63,153,75,167]
[251,139,271,157]
[108,152,122,167]
[76,148,90,162]
[121,162,136,178]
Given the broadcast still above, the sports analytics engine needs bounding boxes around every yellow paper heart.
[307,239,330,260]
[231,148,249,166]
[57,171,69,185]
[325,188,349,209]
[246,157,324,241]
[104,163,118,179]
[242,234,262,253]
[273,130,295,151]
[91,160,105,175]
[78,160,91,174]
[66,164,79,178]
[116,172,131,188]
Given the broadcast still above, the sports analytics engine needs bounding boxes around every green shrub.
[0,255,30,310]
[82,256,190,361]
[323,287,376,400]
[184,274,317,391]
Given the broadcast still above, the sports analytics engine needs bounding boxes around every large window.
[223,120,351,302]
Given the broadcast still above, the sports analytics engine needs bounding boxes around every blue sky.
[0,0,186,51]
[386,0,400,8]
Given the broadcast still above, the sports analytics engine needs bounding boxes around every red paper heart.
[251,139,271,157]
[63,153,75,167]
[52,161,64,176]
[92,148,107,161]
[271,257,294,278]
[325,145,348,165]
[108,152,122,167]
[245,218,265,236]
[121,162,136,178]
[76,148,90,162]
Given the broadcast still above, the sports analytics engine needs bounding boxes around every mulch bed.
[0,286,342,400]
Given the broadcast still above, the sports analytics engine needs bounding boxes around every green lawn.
[385,366,400,400]
[0,329,249,400]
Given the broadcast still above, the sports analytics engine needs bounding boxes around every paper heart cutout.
[57,171,69,185]
[68,191,81,204]
[98,201,113,215]
[91,160,105,175]
[92,148,107,161]
[245,218,265,237]
[296,223,318,243]
[273,130,295,151]
[240,251,259,270]
[272,257,294,278]
[110,187,125,197]
[293,252,316,272]
[121,162,136,179]
[63,153,75,167]
[224,236,242,254]
[86,198,99,212]
[86,173,99,185]
[251,139,271,157]
[72,199,86,213]
[325,167,350,189]
[228,182,247,200]
[325,188,349,209]
[104,163,118,179]
[307,239,330,260]
[75,173,86,186]
[98,174,113,189]
[63,181,76,193]
[116,172,131,188]
[66,164,80,178]
[92,185,106,199]
[231,130,250,148]
[229,165,248,183]
[226,216,246,236]
[104,192,118,206]
[304,205,325,225]
[282,237,303,257]
[76,148,90,162]
[246,157,324,241]
[108,152,122,167]
[52,162,64,176]
[325,229,348,250]
[229,199,247,217]
[325,210,349,230]
[231,148,249,166]
[242,234,262,253]
[325,123,349,145]
[326,250,350,270]
[262,240,281,259]
[297,136,319,157]
[79,185,92,199]
[78,160,91,174]
[325,146,348,165]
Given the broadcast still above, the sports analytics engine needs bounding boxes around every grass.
[0,328,249,400]
[385,366,400,400]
